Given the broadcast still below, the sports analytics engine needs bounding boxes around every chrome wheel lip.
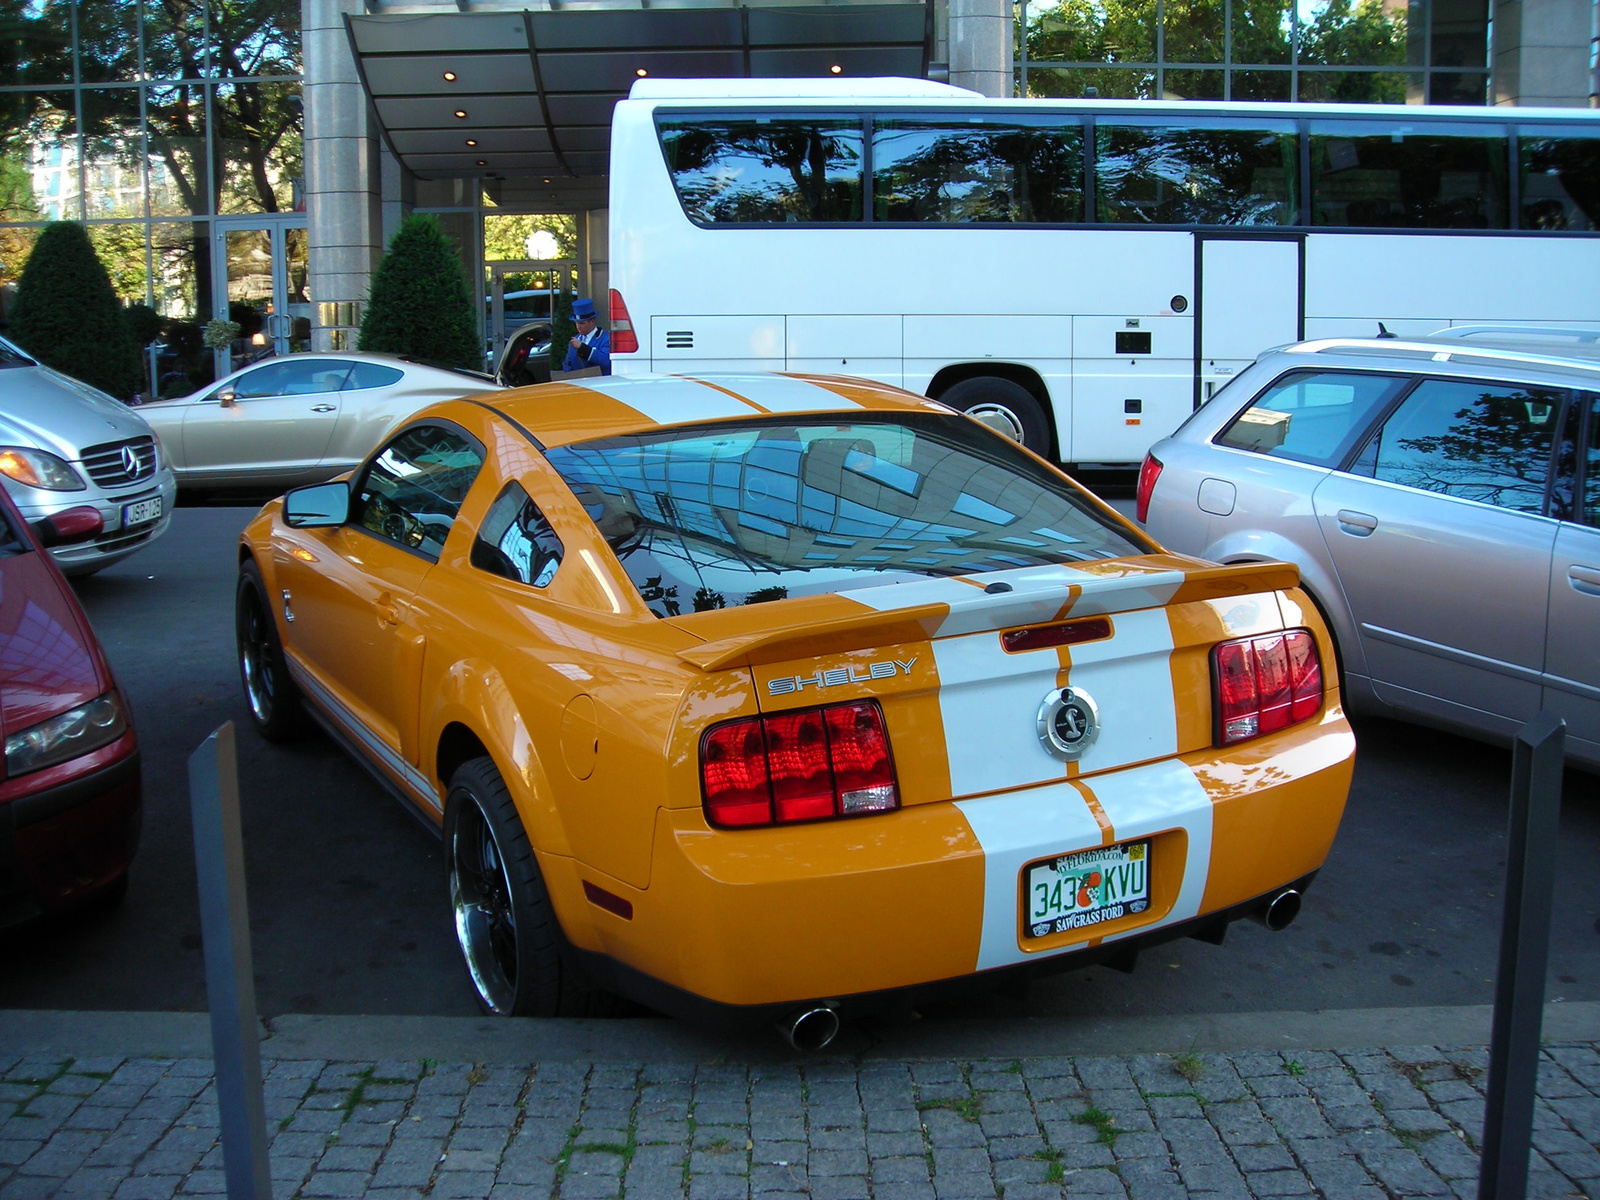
[238,591,275,724]
[449,799,519,1015]
[965,403,1027,443]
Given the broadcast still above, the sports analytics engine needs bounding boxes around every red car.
[0,491,140,926]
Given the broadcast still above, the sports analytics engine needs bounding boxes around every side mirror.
[30,505,104,548]
[217,389,237,407]
[283,481,350,528]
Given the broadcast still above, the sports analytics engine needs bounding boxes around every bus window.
[1309,121,1508,229]
[872,120,1085,223]
[1094,120,1298,225]
[658,118,864,225]
[1518,128,1600,231]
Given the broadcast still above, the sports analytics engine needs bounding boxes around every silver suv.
[0,336,176,575]
[1140,331,1599,771]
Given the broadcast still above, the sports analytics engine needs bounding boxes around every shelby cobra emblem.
[1037,686,1100,762]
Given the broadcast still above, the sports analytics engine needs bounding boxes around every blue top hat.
[572,297,597,321]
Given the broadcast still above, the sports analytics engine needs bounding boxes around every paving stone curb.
[3,1041,1598,1199]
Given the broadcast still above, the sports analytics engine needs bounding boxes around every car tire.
[444,756,620,1018]
[938,376,1052,457]
[236,560,304,742]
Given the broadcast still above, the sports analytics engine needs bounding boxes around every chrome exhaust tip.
[1252,889,1302,932]
[777,1005,841,1052]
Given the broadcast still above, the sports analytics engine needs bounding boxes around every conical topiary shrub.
[358,214,480,370]
[9,221,143,400]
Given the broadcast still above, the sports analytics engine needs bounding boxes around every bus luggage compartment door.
[1197,236,1302,405]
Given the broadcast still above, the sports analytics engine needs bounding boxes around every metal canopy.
[347,1,931,202]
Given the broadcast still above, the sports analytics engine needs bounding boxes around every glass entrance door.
[213,217,310,378]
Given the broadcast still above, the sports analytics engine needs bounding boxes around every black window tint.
[1217,371,1406,467]
[471,482,564,587]
[234,359,351,398]
[1310,121,1508,229]
[1519,129,1600,231]
[544,414,1146,619]
[1585,395,1600,526]
[1095,121,1298,225]
[872,120,1084,222]
[344,362,405,391]
[355,425,484,560]
[1364,379,1561,514]
[659,118,863,224]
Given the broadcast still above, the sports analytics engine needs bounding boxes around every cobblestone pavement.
[2,1042,1598,1200]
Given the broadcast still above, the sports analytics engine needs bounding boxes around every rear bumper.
[0,749,142,927]
[552,707,1354,1010]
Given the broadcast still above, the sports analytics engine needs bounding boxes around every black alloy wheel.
[236,560,303,742]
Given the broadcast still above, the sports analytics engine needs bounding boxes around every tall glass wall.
[0,0,302,389]
[1017,0,1489,105]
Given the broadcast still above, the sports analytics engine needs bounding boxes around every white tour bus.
[604,77,1600,465]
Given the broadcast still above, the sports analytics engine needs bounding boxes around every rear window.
[544,414,1148,618]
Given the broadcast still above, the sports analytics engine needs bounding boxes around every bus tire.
[938,377,1051,457]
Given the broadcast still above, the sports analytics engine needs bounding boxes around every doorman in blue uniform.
[563,297,611,375]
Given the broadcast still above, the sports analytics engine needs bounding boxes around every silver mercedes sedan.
[1140,331,1599,771]
[138,352,504,492]
[0,336,176,576]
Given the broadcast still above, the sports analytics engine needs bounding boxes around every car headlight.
[0,447,86,491]
[5,691,127,776]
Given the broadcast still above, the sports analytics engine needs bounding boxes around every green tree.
[359,214,480,369]
[9,221,143,399]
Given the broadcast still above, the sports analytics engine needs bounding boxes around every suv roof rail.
[1285,336,1600,374]
[1431,324,1600,343]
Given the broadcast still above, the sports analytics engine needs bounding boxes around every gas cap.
[560,695,598,780]
[1197,478,1237,516]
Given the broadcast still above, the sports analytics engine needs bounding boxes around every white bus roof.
[627,77,983,101]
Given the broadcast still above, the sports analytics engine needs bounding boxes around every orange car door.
[276,423,486,779]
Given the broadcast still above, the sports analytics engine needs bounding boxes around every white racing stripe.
[1060,607,1178,776]
[571,375,754,425]
[954,784,1104,971]
[689,373,861,413]
[954,758,1215,971]
[933,631,1066,796]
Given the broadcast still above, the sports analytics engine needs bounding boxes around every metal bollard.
[1477,712,1565,1200]
[189,722,274,1200]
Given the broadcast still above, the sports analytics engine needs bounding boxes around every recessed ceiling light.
[442,71,456,81]
[830,64,842,74]
[543,178,550,183]
[636,67,648,77]
[454,109,467,118]
[465,139,478,146]
[477,160,486,166]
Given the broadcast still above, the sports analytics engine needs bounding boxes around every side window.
[344,362,405,391]
[1309,121,1508,229]
[354,425,485,560]
[872,120,1084,223]
[470,482,564,587]
[1353,379,1562,515]
[233,359,352,398]
[658,118,864,224]
[1216,371,1406,467]
[1518,129,1600,231]
[1095,121,1298,226]
[1585,395,1600,525]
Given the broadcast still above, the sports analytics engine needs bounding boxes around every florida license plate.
[1025,840,1151,938]
[123,497,162,527]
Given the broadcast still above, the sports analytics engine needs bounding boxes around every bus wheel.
[938,377,1051,456]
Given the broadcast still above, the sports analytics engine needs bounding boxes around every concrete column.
[586,208,609,321]
[303,0,384,350]
[948,0,1012,97]
[1493,0,1591,105]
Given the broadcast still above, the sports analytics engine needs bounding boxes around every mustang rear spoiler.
[677,558,1301,672]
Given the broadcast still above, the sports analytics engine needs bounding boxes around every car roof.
[484,372,949,448]
[1273,336,1600,387]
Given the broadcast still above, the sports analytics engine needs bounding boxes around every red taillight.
[700,700,899,828]
[1135,452,1163,524]
[1212,629,1323,746]
[608,289,639,354]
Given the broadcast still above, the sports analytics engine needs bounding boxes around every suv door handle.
[311,403,336,413]
[1336,509,1378,536]
[376,599,402,627]
[1570,565,1600,596]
